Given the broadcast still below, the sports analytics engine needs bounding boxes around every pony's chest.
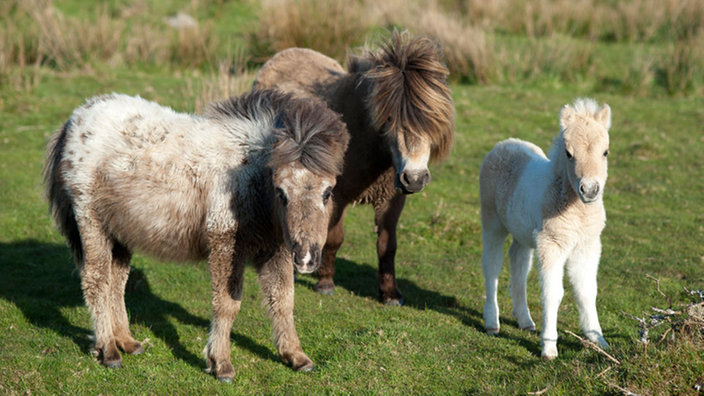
[537,206,606,249]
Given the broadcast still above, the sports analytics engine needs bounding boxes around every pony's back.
[44,94,248,262]
[480,138,549,246]
[253,47,345,100]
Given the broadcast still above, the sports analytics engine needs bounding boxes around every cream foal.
[479,98,612,359]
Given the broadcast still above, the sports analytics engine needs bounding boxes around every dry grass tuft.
[246,0,369,62]
[456,0,704,42]
[621,51,655,96]
[496,35,595,84]
[188,52,253,114]
[368,0,494,84]
[659,33,704,95]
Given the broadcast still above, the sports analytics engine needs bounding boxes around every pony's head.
[269,98,349,273]
[351,30,455,194]
[556,98,611,204]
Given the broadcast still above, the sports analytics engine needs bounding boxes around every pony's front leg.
[204,233,245,383]
[256,247,314,371]
[536,241,568,359]
[373,194,406,305]
[567,238,608,349]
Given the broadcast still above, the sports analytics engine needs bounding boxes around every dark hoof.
[103,360,123,369]
[316,287,334,296]
[384,298,403,306]
[520,326,537,333]
[314,282,335,295]
[218,376,234,383]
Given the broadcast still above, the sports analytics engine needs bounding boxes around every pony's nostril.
[422,170,431,186]
[593,184,600,194]
[401,172,410,187]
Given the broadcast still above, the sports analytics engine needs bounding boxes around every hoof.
[298,365,314,373]
[384,298,403,307]
[520,326,537,333]
[293,360,315,372]
[486,328,500,336]
[103,360,123,369]
[129,345,145,355]
[218,376,234,383]
[541,354,557,361]
[314,284,335,296]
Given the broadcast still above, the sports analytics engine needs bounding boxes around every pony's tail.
[43,119,83,267]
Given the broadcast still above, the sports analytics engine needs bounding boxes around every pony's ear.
[559,105,575,130]
[594,104,611,130]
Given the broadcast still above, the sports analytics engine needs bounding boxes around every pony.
[253,30,455,305]
[479,98,612,359]
[43,89,349,381]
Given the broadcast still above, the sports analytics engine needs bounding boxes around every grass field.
[1,1,703,395]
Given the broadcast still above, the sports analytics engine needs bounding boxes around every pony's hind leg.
[257,247,313,372]
[110,243,143,355]
[481,215,508,335]
[373,194,406,306]
[77,215,122,368]
[509,241,536,331]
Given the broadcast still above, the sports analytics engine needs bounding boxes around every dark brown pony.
[254,30,455,305]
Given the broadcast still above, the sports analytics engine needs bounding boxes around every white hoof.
[541,344,558,360]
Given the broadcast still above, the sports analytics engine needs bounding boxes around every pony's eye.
[322,188,333,204]
[565,149,573,160]
[603,149,609,157]
[276,188,288,206]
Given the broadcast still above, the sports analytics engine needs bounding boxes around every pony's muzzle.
[291,244,321,274]
[395,169,431,194]
[579,180,601,203]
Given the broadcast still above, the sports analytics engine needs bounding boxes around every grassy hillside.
[1,0,703,394]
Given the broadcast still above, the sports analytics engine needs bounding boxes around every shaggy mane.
[347,30,455,163]
[571,97,600,118]
[205,90,348,176]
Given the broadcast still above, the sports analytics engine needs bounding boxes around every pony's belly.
[94,171,211,262]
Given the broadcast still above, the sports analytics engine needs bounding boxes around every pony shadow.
[298,258,550,358]
[299,258,486,331]
[0,240,275,370]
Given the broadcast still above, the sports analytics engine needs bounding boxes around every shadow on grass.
[297,257,551,357]
[0,240,277,371]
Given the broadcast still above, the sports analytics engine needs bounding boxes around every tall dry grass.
[246,0,370,62]
[0,0,217,91]
[188,52,253,114]
[456,0,704,42]
[369,0,494,84]
[659,33,703,95]
[495,35,595,84]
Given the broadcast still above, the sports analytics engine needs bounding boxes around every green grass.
[2,2,704,395]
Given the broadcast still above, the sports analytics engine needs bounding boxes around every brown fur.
[43,89,348,379]
[349,31,455,162]
[254,30,456,304]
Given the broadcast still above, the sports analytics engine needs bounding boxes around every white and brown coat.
[44,90,349,381]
